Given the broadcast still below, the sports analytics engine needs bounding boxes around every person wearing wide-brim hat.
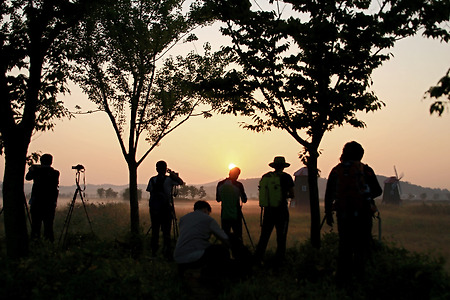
[268,156,291,169]
[255,156,295,263]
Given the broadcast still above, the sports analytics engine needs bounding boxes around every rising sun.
[228,163,236,170]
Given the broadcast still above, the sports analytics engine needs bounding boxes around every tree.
[72,0,225,241]
[122,187,142,201]
[198,186,207,199]
[0,0,95,258]
[188,185,198,199]
[423,5,450,116]
[427,69,450,116]
[105,188,118,199]
[177,184,190,198]
[97,188,106,198]
[211,0,450,247]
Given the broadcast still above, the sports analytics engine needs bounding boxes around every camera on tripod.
[72,164,85,171]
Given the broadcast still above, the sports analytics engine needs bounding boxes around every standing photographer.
[25,153,60,242]
[146,160,184,259]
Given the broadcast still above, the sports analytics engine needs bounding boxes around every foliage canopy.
[208,0,450,247]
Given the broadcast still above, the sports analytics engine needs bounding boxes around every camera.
[72,164,85,171]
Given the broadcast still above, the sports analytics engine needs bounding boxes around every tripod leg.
[23,198,32,228]
[172,209,179,239]
[241,211,255,250]
[58,188,78,248]
[78,191,94,235]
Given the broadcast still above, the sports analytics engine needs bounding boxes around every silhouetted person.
[174,200,230,281]
[25,153,59,242]
[324,141,382,286]
[255,156,294,262]
[216,167,248,240]
[146,160,183,258]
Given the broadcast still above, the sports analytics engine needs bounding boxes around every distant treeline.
[94,185,207,201]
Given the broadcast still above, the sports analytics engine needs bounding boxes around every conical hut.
[291,167,310,212]
[382,176,401,205]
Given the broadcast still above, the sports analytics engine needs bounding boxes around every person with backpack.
[26,153,60,242]
[146,160,184,259]
[324,141,382,285]
[255,156,294,263]
[216,167,248,240]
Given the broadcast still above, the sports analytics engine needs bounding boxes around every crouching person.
[174,200,230,290]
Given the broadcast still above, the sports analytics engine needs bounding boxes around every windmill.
[382,166,403,205]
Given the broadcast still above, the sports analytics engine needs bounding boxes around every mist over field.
[12,173,448,202]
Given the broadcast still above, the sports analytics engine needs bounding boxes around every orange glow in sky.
[1,23,450,191]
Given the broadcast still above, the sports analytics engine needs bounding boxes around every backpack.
[333,161,371,213]
[259,172,282,207]
[217,179,241,220]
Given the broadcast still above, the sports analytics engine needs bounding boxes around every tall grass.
[0,199,449,299]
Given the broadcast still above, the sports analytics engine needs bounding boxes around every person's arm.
[209,218,230,246]
[169,170,183,185]
[216,181,222,203]
[287,186,294,199]
[145,178,153,193]
[365,165,382,199]
[25,166,35,181]
[284,173,295,199]
[238,182,247,203]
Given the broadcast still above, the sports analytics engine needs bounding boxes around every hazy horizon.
[2,22,450,191]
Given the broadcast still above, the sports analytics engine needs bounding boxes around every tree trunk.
[307,151,321,248]
[2,139,29,258]
[128,162,140,235]
[127,161,142,257]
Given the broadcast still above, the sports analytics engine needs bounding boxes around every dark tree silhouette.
[210,0,450,247]
[428,69,450,116]
[71,0,227,245]
[0,0,97,258]
[97,188,106,198]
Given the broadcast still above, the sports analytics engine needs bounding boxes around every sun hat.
[269,156,290,168]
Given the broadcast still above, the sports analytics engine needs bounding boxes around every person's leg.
[30,205,43,240]
[232,217,243,241]
[221,219,232,237]
[150,208,161,256]
[42,206,56,242]
[336,214,353,286]
[161,207,173,259]
[354,214,373,279]
[255,208,275,260]
[274,207,289,260]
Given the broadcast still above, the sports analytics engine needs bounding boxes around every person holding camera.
[216,166,248,240]
[146,160,184,259]
[25,153,60,242]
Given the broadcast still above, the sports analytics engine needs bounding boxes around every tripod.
[58,165,94,248]
[241,208,255,250]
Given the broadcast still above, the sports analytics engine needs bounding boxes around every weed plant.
[0,201,449,299]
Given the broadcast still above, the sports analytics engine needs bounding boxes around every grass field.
[0,198,449,299]
[30,197,450,272]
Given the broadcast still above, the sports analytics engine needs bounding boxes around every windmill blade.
[394,165,399,180]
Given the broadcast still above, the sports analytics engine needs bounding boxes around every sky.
[2,14,450,191]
